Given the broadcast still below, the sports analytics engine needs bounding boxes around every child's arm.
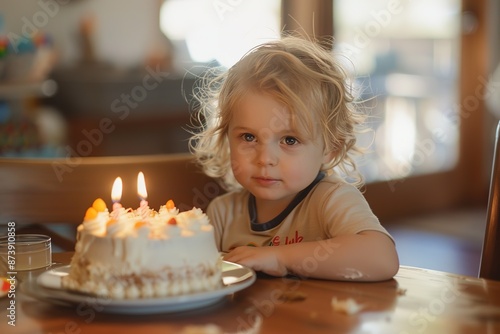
[223,230,399,281]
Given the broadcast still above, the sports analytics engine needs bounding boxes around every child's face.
[228,91,333,205]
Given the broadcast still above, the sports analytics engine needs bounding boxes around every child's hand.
[223,246,288,277]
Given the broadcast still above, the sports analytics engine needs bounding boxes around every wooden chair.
[0,153,223,251]
[480,120,500,280]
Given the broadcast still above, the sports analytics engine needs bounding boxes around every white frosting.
[158,204,179,219]
[106,208,135,238]
[176,208,210,230]
[82,210,109,236]
[63,204,222,299]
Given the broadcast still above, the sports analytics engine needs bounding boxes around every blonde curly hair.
[189,36,366,191]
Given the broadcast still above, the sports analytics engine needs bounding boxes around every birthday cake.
[62,198,222,299]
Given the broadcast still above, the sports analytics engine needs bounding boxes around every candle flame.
[111,177,122,202]
[137,172,148,200]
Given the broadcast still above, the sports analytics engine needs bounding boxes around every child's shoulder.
[306,174,371,213]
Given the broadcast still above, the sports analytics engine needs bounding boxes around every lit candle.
[111,177,123,212]
[137,172,149,219]
[110,177,123,220]
[137,172,148,204]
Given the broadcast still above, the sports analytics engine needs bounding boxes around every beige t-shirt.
[207,174,393,252]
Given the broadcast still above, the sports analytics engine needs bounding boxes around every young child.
[190,36,399,282]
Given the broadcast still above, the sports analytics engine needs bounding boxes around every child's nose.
[257,144,278,166]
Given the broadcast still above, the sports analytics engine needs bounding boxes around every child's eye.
[282,136,299,145]
[241,133,256,142]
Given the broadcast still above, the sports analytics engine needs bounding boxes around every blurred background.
[0,0,498,275]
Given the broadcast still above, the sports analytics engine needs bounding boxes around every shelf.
[0,79,58,100]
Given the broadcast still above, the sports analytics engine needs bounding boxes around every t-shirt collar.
[249,171,325,231]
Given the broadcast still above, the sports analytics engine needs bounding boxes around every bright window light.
[160,0,281,68]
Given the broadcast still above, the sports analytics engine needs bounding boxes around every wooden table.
[2,252,500,333]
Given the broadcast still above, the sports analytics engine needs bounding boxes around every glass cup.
[0,234,52,275]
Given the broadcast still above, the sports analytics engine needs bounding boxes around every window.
[333,0,461,183]
[160,0,281,70]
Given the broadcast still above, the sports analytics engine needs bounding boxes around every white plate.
[25,261,255,314]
